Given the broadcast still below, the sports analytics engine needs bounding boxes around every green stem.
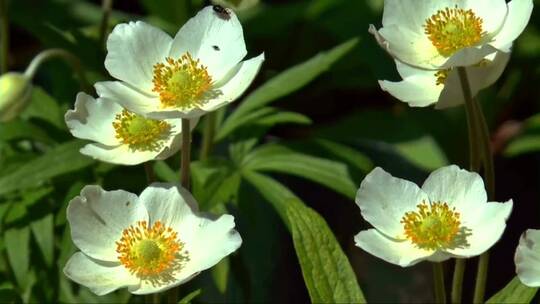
[451,259,465,304]
[144,162,156,183]
[0,0,8,74]
[457,68,495,304]
[180,118,191,190]
[200,112,216,161]
[99,0,114,48]
[24,49,90,93]
[433,262,447,303]
[169,119,192,303]
[146,293,160,304]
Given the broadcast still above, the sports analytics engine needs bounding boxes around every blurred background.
[1,0,540,303]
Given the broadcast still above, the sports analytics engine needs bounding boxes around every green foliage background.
[1,0,540,303]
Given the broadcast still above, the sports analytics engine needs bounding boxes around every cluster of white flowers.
[370,0,533,108]
[63,5,263,295]
[65,6,264,165]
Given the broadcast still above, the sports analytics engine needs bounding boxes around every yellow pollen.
[434,69,451,86]
[424,6,485,57]
[401,201,461,250]
[112,109,170,151]
[116,221,183,278]
[152,53,212,109]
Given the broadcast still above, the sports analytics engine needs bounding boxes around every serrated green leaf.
[0,141,94,195]
[30,214,54,267]
[243,171,365,303]
[4,227,30,288]
[287,199,366,303]
[486,276,538,303]
[243,144,356,199]
[220,38,359,140]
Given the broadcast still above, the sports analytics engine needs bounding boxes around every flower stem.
[0,0,9,74]
[200,112,216,161]
[457,67,495,304]
[451,259,465,303]
[180,118,191,189]
[169,118,191,303]
[99,0,114,48]
[24,49,90,93]
[144,162,156,183]
[433,262,447,303]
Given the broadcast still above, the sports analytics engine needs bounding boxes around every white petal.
[63,252,139,296]
[139,184,199,228]
[382,0,454,30]
[443,45,498,69]
[95,81,160,116]
[356,167,429,238]
[105,21,172,93]
[516,229,540,287]
[447,200,512,257]
[80,142,172,166]
[421,165,487,217]
[354,229,435,267]
[67,186,147,261]
[379,61,443,107]
[200,53,265,112]
[65,93,122,146]
[170,6,247,82]
[465,0,508,37]
[179,214,242,273]
[490,0,534,52]
[436,51,511,109]
[378,25,443,69]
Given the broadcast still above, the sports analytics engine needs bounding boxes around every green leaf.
[243,144,357,199]
[191,159,241,210]
[220,38,359,139]
[243,171,365,303]
[212,258,230,294]
[394,136,448,171]
[313,139,373,174]
[153,160,179,183]
[4,227,31,288]
[21,87,64,129]
[215,107,275,141]
[505,135,540,157]
[0,120,54,143]
[255,111,312,126]
[0,141,94,195]
[30,214,54,267]
[178,289,202,304]
[486,277,538,304]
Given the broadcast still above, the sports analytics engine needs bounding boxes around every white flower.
[515,229,540,287]
[379,51,510,109]
[65,92,197,165]
[370,0,533,69]
[63,184,242,295]
[354,165,512,267]
[95,6,264,119]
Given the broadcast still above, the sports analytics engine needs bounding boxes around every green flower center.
[112,109,170,151]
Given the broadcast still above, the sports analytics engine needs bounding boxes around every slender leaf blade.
[486,277,538,304]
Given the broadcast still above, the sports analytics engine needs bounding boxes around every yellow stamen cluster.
[401,201,461,250]
[435,69,451,86]
[116,220,183,278]
[112,109,170,151]
[424,6,485,57]
[152,53,212,109]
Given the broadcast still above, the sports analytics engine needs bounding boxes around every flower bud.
[0,72,32,122]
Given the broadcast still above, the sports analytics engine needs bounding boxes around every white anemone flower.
[515,229,540,287]
[63,184,242,295]
[65,92,197,165]
[95,6,265,119]
[369,0,533,69]
[354,165,512,267]
[379,51,510,109]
